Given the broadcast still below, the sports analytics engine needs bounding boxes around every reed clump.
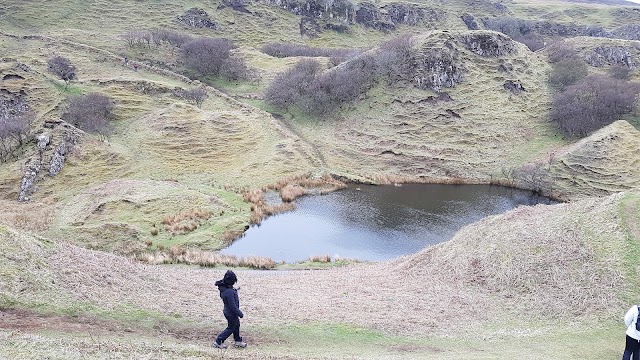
[134,247,276,269]
[242,173,347,225]
[161,208,212,235]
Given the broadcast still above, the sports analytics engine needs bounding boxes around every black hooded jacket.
[215,271,244,318]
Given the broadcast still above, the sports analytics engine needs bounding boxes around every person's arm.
[223,291,244,318]
[624,306,636,327]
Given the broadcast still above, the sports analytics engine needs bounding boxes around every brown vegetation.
[242,174,346,224]
[134,247,276,269]
[62,93,115,137]
[551,75,640,137]
[161,208,212,235]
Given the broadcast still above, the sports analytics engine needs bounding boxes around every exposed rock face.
[613,24,640,41]
[263,0,354,22]
[18,162,40,202]
[218,0,251,13]
[262,0,432,32]
[503,80,525,94]
[300,16,321,38]
[586,46,637,69]
[0,89,28,121]
[414,49,465,92]
[36,133,50,153]
[461,13,479,30]
[384,3,425,26]
[460,33,516,57]
[355,2,395,31]
[551,120,640,198]
[177,8,217,29]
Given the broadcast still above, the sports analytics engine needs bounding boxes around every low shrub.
[0,112,34,162]
[261,42,361,62]
[550,75,640,137]
[47,56,76,85]
[62,93,115,136]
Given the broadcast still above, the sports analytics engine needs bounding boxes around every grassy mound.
[398,191,640,318]
[551,120,640,199]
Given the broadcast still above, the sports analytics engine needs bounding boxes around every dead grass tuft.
[309,254,332,263]
[161,208,212,235]
[134,247,276,269]
[244,174,346,224]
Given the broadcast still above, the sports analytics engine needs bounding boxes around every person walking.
[623,304,640,360]
[213,270,247,349]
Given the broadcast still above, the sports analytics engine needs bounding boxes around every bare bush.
[548,59,588,91]
[375,34,415,81]
[547,42,581,64]
[505,162,553,195]
[47,56,76,86]
[182,38,235,76]
[551,75,640,137]
[124,30,152,48]
[62,93,115,136]
[0,112,34,162]
[265,55,375,116]
[609,64,632,80]
[150,29,193,48]
[513,33,545,52]
[181,88,208,107]
[220,57,249,81]
[261,42,361,62]
[265,59,321,110]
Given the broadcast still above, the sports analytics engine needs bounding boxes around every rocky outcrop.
[261,0,432,33]
[503,80,525,94]
[18,162,40,202]
[461,13,479,30]
[612,24,640,41]
[383,3,426,26]
[177,8,217,29]
[414,48,465,92]
[355,2,395,31]
[459,32,516,57]
[218,0,252,13]
[300,16,321,38]
[0,89,28,122]
[586,46,637,69]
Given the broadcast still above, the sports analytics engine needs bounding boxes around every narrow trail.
[0,30,327,170]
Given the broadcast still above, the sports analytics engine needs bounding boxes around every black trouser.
[215,314,242,344]
[623,335,640,360]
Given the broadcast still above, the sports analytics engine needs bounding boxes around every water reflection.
[221,184,555,263]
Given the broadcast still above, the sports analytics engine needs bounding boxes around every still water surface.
[221,184,555,263]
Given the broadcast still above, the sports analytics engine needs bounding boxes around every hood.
[215,270,237,288]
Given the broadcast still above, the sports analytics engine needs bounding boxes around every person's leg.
[215,315,236,345]
[633,336,640,360]
[232,318,242,342]
[624,335,638,360]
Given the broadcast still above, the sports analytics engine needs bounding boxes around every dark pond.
[221,184,556,263]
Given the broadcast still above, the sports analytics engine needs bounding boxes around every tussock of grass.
[134,247,276,270]
[242,173,346,224]
[161,208,212,235]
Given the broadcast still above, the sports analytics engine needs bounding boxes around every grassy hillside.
[1,0,640,358]
[1,190,638,358]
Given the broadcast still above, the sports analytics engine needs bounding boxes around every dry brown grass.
[161,208,212,235]
[243,174,347,224]
[134,247,276,269]
[0,199,55,232]
[309,254,332,263]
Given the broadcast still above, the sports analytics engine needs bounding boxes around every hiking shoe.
[234,341,247,348]
[213,341,227,349]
